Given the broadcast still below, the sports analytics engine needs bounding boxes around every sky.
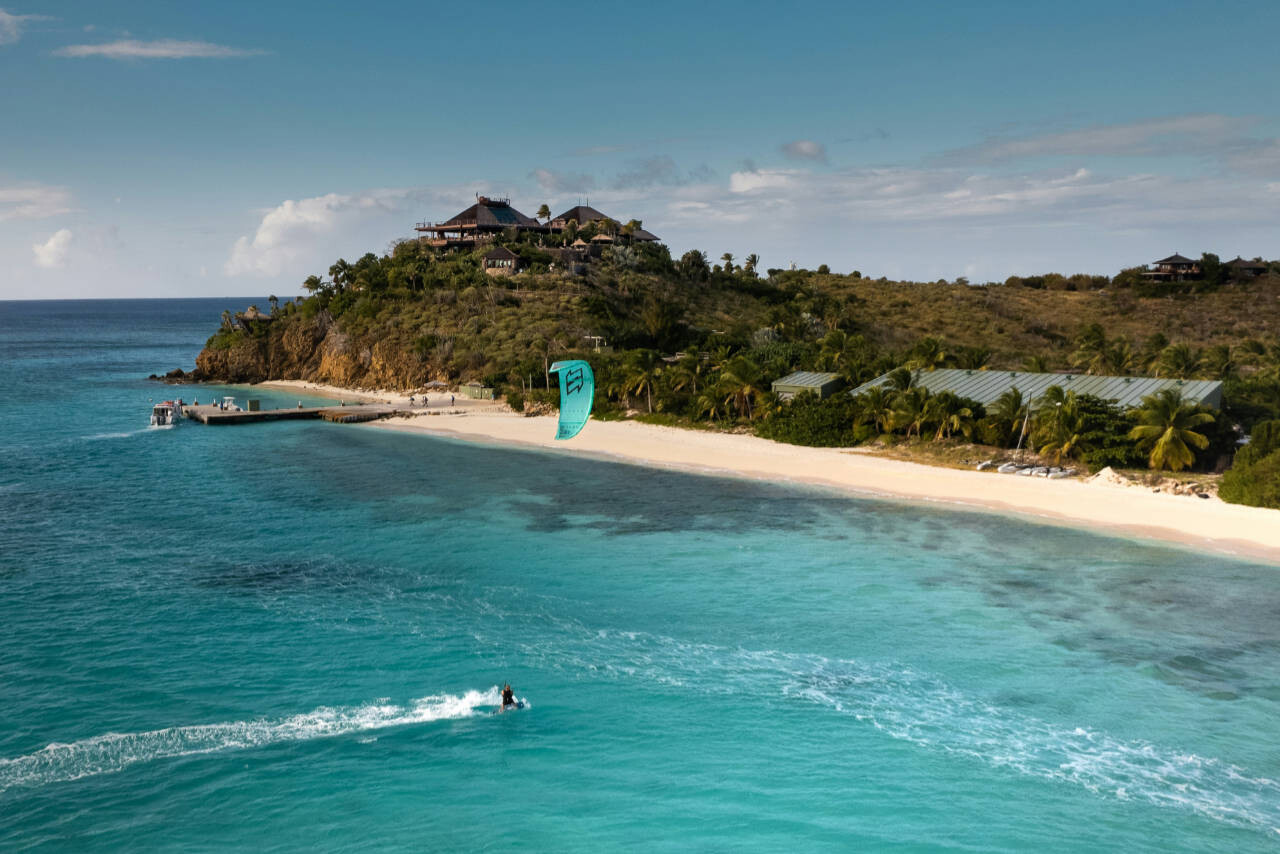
[2,0,1279,298]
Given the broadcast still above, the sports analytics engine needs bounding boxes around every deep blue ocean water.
[2,298,1280,852]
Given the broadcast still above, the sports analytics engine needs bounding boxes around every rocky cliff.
[194,312,437,390]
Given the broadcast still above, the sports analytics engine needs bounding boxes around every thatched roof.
[438,196,541,229]
[483,246,520,261]
[1154,253,1196,265]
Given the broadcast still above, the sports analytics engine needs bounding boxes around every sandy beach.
[364,407,1280,564]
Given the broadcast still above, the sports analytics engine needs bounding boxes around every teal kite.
[549,359,594,440]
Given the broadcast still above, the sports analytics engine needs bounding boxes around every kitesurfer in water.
[500,683,517,711]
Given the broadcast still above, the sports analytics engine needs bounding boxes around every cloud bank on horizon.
[2,1,1279,298]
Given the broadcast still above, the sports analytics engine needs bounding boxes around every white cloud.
[32,228,73,267]
[0,9,49,46]
[54,39,265,59]
[0,183,76,220]
[530,168,595,194]
[941,114,1254,164]
[780,139,828,162]
[225,188,432,277]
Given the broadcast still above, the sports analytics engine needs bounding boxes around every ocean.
[2,298,1279,852]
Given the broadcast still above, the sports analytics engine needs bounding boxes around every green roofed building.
[772,371,844,400]
[851,368,1223,410]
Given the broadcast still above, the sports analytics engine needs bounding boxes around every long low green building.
[851,368,1223,409]
[772,371,844,400]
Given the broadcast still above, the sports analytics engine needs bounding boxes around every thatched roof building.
[416,196,547,247]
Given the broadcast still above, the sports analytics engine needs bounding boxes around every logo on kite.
[548,359,595,441]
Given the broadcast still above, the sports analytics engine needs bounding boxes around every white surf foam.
[522,627,1280,834]
[0,688,499,792]
[84,430,148,441]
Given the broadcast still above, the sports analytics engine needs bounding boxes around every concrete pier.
[183,403,404,425]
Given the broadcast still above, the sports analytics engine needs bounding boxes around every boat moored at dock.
[149,400,184,428]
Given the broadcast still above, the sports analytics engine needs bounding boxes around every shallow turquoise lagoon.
[2,299,1279,851]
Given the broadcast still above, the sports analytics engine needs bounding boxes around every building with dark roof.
[415,196,548,247]
[482,246,523,276]
[548,204,659,241]
[1143,253,1202,282]
[1226,256,1269,278]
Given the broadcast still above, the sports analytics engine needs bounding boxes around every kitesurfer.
[500,683,517,711]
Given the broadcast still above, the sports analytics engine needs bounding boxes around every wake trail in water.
[83,429,150,442]
[516,626,1280,835]
[0,688,500,793]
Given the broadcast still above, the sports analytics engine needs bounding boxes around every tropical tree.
[1200,344,1238,380]
[536,203,551,222]
[1101,337,1134,375]
[953,346,991,370]
[717,355,765,419]
[906,337,949,371]
[677,250,710,281]
[928,391,979,441]
[1156,343,1202,379]
[720,252,735,274]
[328,259,352,291]
[667,351,706,396]
[1127,389,1215,471]
[855,386,896,435]
[1070,324,1108,374]
[623,349,662,413]
[892,387,932,438]
[268,294,279,315]
[984,387,1028,447]
[744,253,760,276]
[1022,355,1049,373]
[1034,392,1085,464]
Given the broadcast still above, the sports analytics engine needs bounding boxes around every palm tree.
[953,346,991,370]
[1034,392,1084,464]
[886,367,914,391]
[1022,355,1049,373]
[536,204,551,222]
[268,294,279,315]
[985,388,1027,447]
[328,259,351,291]
[906,337,949,371]
[928,391,978,441]
[1127,389,1214,471]
[1101,337,1134,375]
[856,386,896,435]
[717,355,764,419]
[1200,344,1238,380]
[695,387,724,422]
[1156,343,1202,379]
[744,253,760,276]
[720,252,735,274]
[623,349,662,413]
[668,352,705,396]
[1070,324,1108,374]
[891,387,932,438]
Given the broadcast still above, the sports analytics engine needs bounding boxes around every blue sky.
[3,0,1279,297]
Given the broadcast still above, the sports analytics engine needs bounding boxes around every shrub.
[754,392,858,447]
[1219,448,1280,508]
[506,390,525,412]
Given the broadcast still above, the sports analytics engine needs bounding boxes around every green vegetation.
[1219,421,1280,508]
[196,236,1280,501]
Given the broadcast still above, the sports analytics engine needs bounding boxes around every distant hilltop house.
[482,246,523,277]
[414,196,658,249]
[1142,253,1201,282]
[1141,253,1270,283]
[1225,256,1268,278]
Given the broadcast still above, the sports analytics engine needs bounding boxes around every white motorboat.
[150,399,184,428]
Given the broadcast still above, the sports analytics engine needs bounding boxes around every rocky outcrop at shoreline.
[190,311,437,390]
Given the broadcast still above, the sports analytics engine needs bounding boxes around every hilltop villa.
[415,196,658,249]
[1142,253,1201,282]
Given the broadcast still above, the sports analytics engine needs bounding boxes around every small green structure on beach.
[772,371,844,400]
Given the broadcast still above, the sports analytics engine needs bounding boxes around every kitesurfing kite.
[548,359,594,440]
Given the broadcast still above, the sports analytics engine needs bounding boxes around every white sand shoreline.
[362,409,1280,565]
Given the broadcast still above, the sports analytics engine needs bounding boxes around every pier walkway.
[183,403,405,425]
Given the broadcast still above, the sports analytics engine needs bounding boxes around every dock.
[182,403,406,425]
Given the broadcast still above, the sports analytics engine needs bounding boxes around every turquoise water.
[2,299,1280,852]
